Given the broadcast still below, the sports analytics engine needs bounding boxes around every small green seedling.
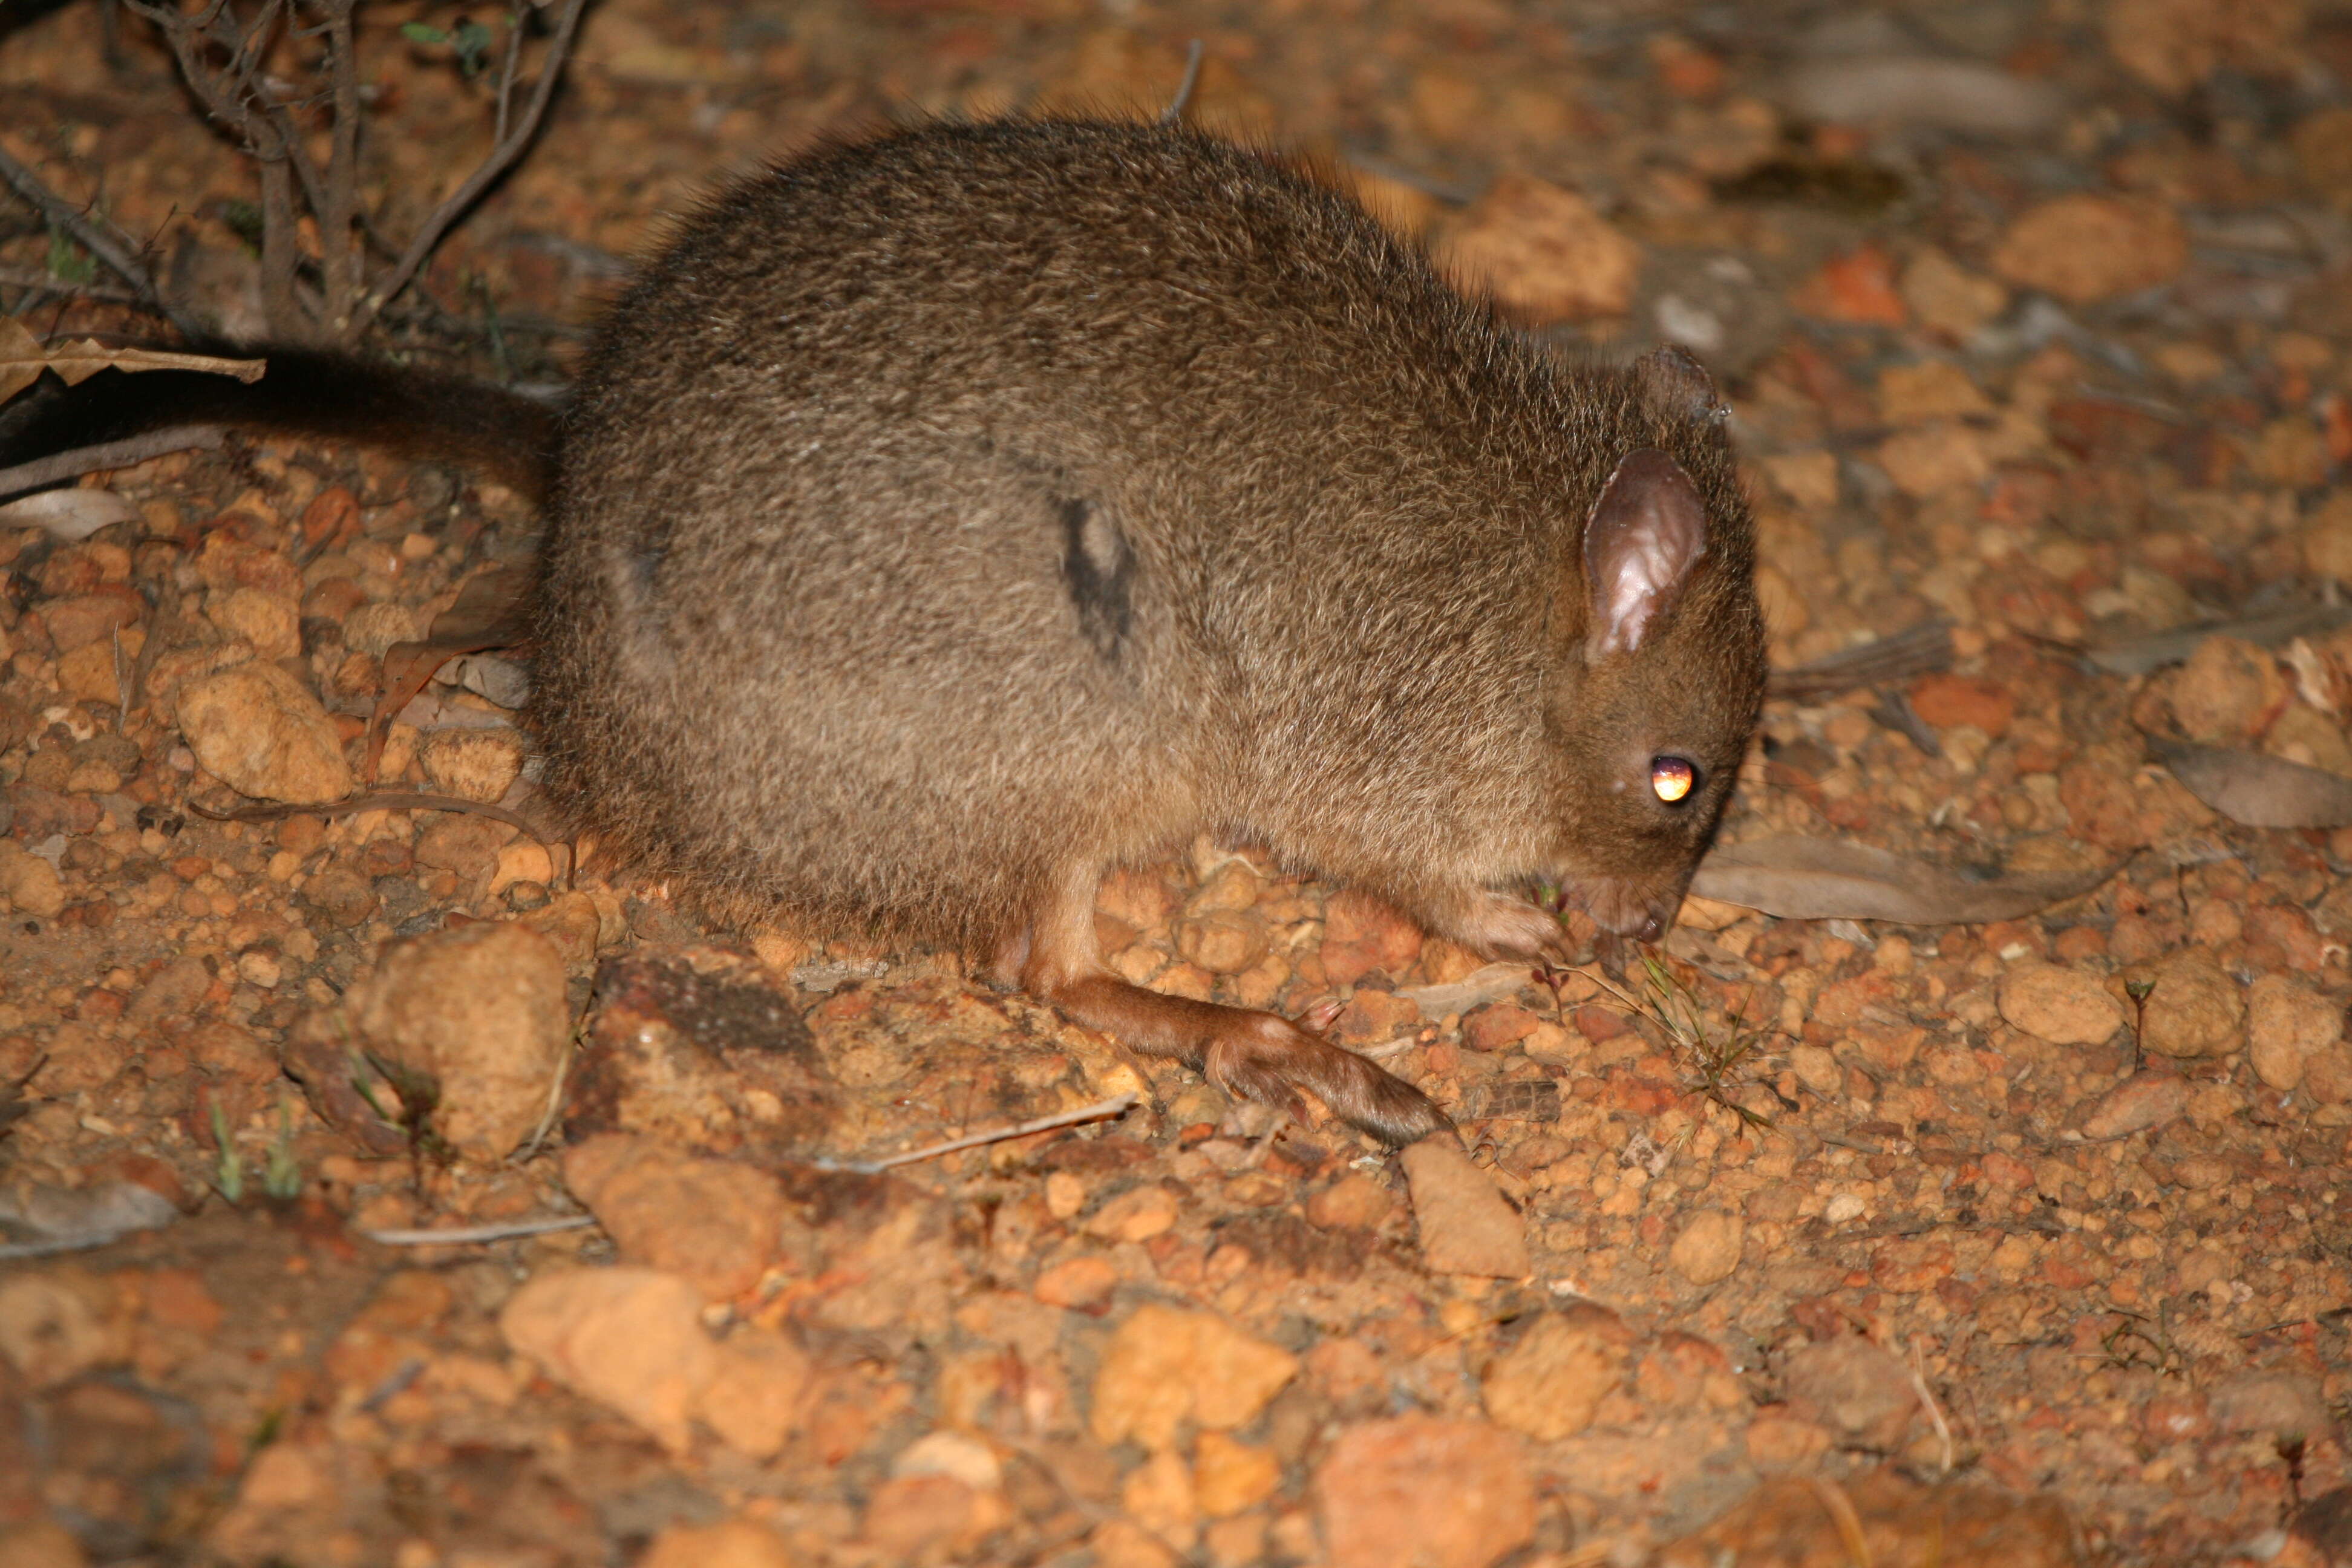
[263,1096,304,1201]
[1587,953,1780,1131]
[401,17,497,77]
[209,1100,244,1203]
[46,224,94,285]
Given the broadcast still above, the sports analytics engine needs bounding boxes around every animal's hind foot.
[1038,971,1449,1146]
[1203,1012,1448,1148]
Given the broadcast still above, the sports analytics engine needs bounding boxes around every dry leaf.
[2084,603,2352,676]
[0,488,144,540]
[1396,962,1538,1021]
[2147,737,2352,828]
[0,318,265,405]
[366,566,533,782]
[1689,835,2117,923]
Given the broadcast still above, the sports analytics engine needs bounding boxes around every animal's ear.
[1583,448,1709,658]
[1635,344,1727,429]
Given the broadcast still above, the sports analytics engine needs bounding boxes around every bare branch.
[126,0,284,156]
[122,0,324,336]
[0,143,203,337]
[211,1,336,277]
[355,0,589,335]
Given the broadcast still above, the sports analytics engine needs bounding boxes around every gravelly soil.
[2,1,2351,1565]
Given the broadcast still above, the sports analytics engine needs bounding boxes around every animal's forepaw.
[1454,891,1563,959]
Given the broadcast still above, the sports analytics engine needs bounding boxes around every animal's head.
[1542,346,1767,941]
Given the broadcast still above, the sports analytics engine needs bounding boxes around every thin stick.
[1806,1477,1873,1567]
[0,144,201,338]
[357,0,590,335]
[363,1212,596,1246]
[189,789,578,884]
[0,266,152,305]
[1909,1336,1956,1474]
[812,1092,1140,1174]
[113,625,131,731]
[0,426,224,498]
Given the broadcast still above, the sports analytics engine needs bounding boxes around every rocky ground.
[3,0,2352,1564]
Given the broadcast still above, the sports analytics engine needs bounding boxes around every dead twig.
[510,1016,581,1166]
[0,425,225,498]
[362,1212,596,1246]
[187,789,573,884]
[811,1093,1140,1174]
[1909,1336,1956,1474]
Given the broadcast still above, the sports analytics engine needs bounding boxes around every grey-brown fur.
[534,119,1761,939]
[524,118,1767,1143]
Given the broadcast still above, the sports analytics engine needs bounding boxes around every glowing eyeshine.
[1650,755,1696,803]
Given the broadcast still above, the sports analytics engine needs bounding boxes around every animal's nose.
[1627,911,1664,942]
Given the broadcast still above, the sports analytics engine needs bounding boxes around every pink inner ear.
[1583,448,1708,656]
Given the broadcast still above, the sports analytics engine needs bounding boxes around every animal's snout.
[1564,875,1681,944]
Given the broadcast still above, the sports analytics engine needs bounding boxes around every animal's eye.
[1650,756,1697,803]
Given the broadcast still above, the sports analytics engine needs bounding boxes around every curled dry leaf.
[0,318,264,405]
[2146,737,2352,829]
[1689,835,2118,924]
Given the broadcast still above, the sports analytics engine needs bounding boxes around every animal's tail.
[0,344,561,505]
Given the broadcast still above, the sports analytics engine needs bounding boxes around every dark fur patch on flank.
[1060,497,1135,660]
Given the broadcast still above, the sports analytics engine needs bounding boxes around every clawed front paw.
[1453,891,1563,959]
